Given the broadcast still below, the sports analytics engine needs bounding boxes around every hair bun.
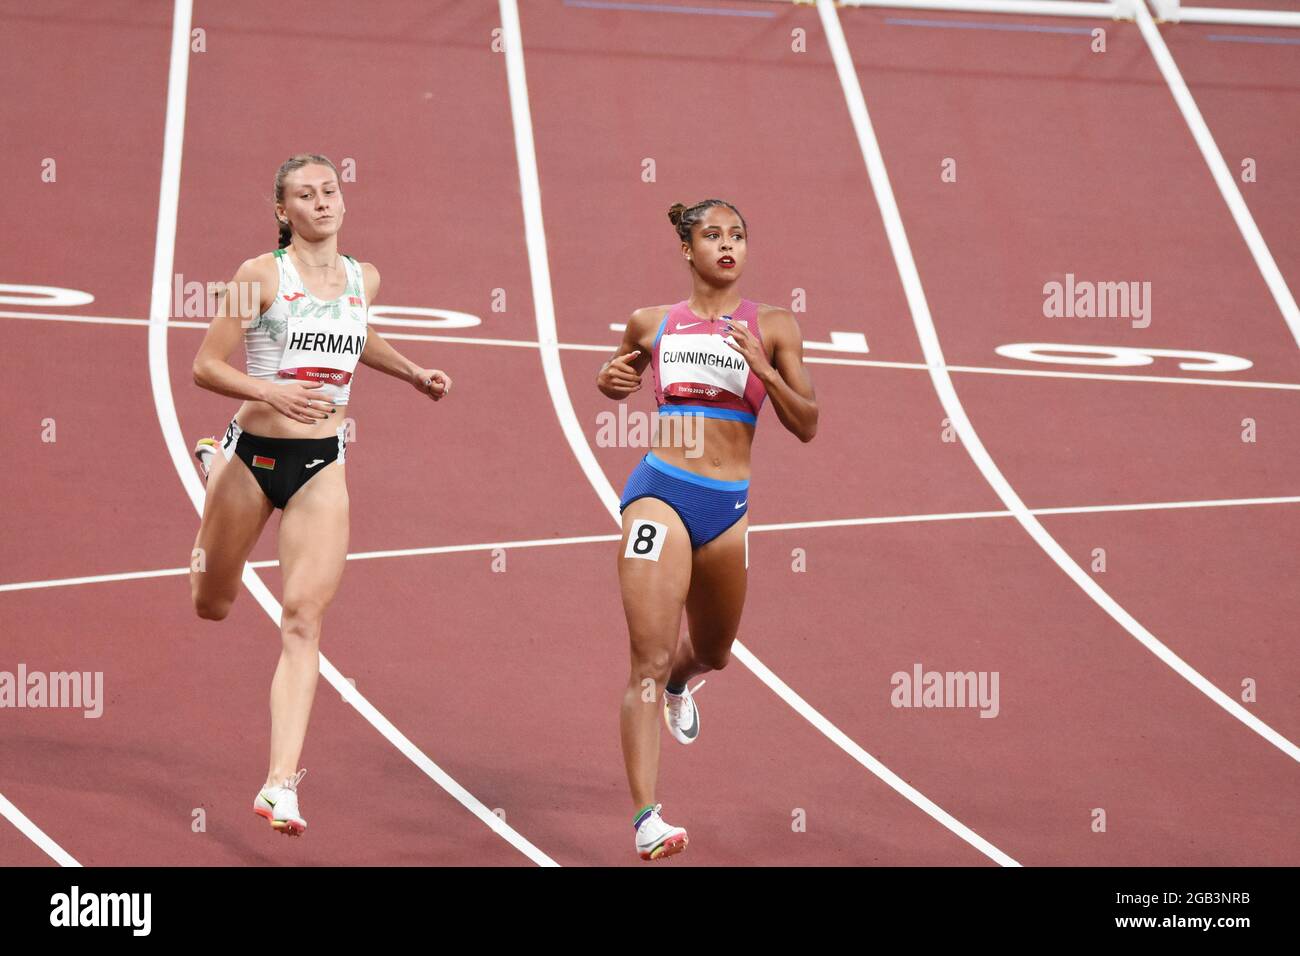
[667,203,687,226]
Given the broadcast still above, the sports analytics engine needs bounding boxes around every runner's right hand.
[599,350,642,396]
[264,381,331,423]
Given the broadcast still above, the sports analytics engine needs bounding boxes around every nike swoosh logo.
[734,499,747,509]
[305,459,325,469]
[682,702,698,739]
[677,322,702,330]
[260,793,277,807]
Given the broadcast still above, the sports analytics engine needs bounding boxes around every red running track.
[0,0,1296,867]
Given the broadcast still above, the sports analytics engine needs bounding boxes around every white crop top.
[245,248,369,406]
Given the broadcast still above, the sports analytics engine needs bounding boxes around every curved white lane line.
[816,0,1298,762]
[1133,0,1300,349]
[499,0,1019,867]
[146,0,556,866]
[0,792,80,866]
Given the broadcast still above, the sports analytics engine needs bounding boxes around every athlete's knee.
[629,642,673,684]
[694,640,732,672]
[280,597,326,641]
[190,561,238,620]
[193,593,233,621]
[703,649,731,671]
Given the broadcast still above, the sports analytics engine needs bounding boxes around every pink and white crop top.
[650,299,768,425]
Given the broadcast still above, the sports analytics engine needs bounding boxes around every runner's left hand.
[721,319,773,380]
[415,368,452,401]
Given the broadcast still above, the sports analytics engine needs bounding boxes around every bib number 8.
[624,518,668,562]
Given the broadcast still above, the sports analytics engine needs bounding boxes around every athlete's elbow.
[192,358,220,391]
[799,411,819,443]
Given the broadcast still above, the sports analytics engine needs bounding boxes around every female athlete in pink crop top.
[650,296,768,424]
[597,199,820,860]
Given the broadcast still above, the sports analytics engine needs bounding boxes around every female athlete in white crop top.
[188,154,453,837]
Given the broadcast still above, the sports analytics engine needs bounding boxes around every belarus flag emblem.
[252,455,276,470]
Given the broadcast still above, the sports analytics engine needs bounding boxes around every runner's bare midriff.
[652,416,753,483]
[233,397,349,440]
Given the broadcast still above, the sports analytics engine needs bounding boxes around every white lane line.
[1031,495,1300,517]
[234,568,556,868]
[499,0,1018,867]
[818,0,1299,763]
[371,330,555,349]
[0,0,193,875]
[1133,1,1300,349]
[932,362,1300,392]
[6,494,1299,595]
[0,534,621,593]
[148,0,203,508]
[0,792,81,867]
[727,643,1014,864]
[0,311,195,328]
[0,566,192,593]
[752,493,1300,533]
[8,308,1300,391]
[498,0,609,501]
[319,531,621,563]
[144,0,555,867]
